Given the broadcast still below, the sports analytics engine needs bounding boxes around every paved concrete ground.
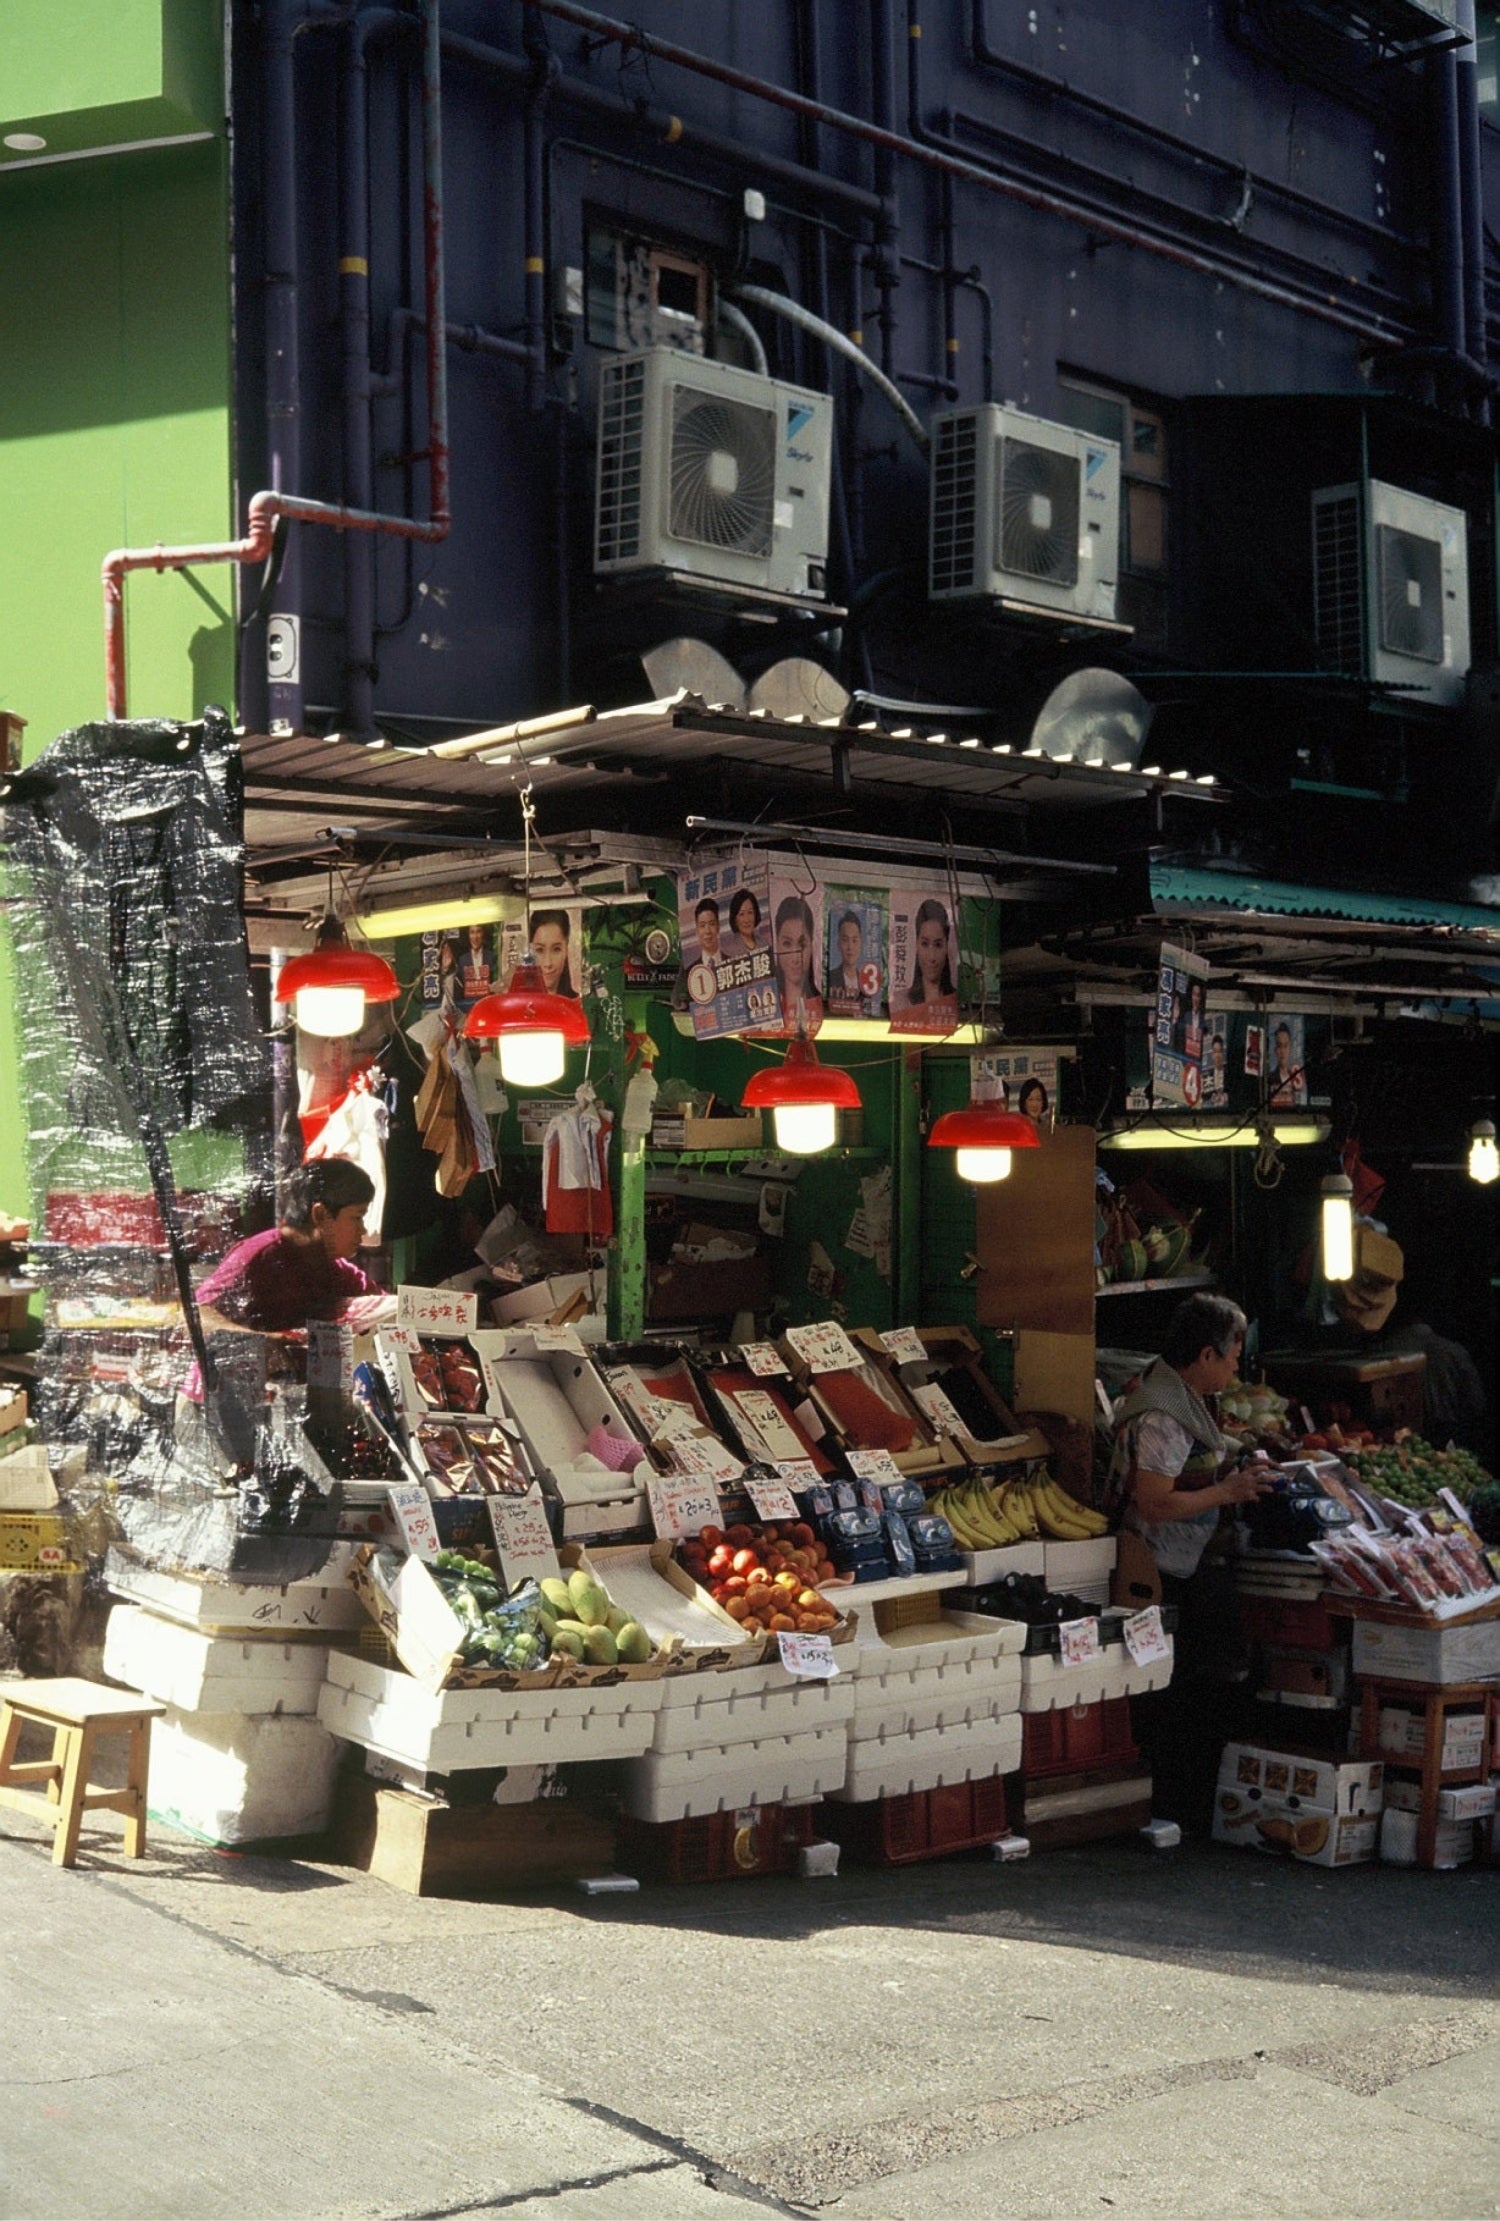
[1,1799,1497,2219]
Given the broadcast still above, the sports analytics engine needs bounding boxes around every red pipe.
[102,0,450,722]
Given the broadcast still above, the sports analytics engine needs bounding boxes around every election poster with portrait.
[1150,941,1211,1107]
[1266,1011,1308,1107]
[824,885,887,1019]
[761,873,825,1036]
[498,905,586,1001]
[676,856,777,1040]
[971,1048,1059,1132]
[888,888,960,1036]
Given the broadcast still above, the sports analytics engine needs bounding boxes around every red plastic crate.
[1237,1596,1339,1651]
[823,1777,1009,1865]
[1022,1697,1138,1780]
[618,1801,818,1884]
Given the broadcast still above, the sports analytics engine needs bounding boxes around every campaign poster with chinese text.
[888,888,960,1036]
[824,885,887,1019]
[676,856,777,1039]
[1267,1012,1308,1107]
[763,873,825,1035]
[971,1048,1058,1131]
[499,906,586,1001]
[1151,941,1210,1107]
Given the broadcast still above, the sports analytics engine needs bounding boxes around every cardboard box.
[491,1272,599,1327]
[0,1510,84,1574]
[957,1541,1047,1585]
[1218,1743,1384,1815]
[852,1326,1047,1466]
[1384,1777,1496,1822]
[0,1443,57,1512]
[650,1111,764,1153]
[648,1539,858,1670]
[779,1338,961,1479]
[1351,1615,1500,1686]
[346,1545,560,1694]
[1378,1704,1487,1769]
[104,1548,367,1633]
[1214,1743,1382,1866]
[331,1771,616,1895]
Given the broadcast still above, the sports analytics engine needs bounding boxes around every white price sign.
[647,1400,699,1445]
[911,1380,968,1439]
[1058,1616,1101,1668]
[647,1474,723,1541]
[668,1432,744,1486]
[740,1340,791,1377]
[486,1485,560,1590]
[306,1320,353,1392]
[385,1482,440,1560]
[847,1448,904,1488]
[532,1322,586,1356]
[746,1478,801,1522]
[880,1326,927,1365]
[1121,1605,1171,1667]
[785,1320,863,1375]
[775,1458,820,1487]
[777,1630,839,1680]
[385,1325,421,1354]
[396,1284,479,1333]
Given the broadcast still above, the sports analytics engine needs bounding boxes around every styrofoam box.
[104,1604,332,1718]
[1066,1578,1112,1612]
[318,1650,664,1770]
[957,1542,1046,1585]
[1380,1807,1476,1869]
[472,1332,647,1538]
[105,1547,367,1633]
[1352,1616,1500,1687]
[833,1712,1023,1802]
[1385,1777,1497,1822]
[1019,1639,1173,1713]
[148,1708,341,1845]
[651,1665,855,1753]
[852,1611,1024,1737]
[1378,1706,1487,1768]
[1042,1537,1117,1588]
[0,1444,57,1511]
[585,1541,760,1664]
[621,1725,849,1822]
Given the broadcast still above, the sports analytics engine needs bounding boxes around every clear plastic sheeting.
[0,709,266,1199]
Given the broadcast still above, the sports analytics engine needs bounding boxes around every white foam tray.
[104,1604,332,1718]
[620,1725,849,1822]
[1042,1537,1117,1587]
[1019,1640,1173,1713]
[831,1712,1023,1802]
[105,1548,367,1633]
[148,1708,340,1845]
[956,1542,1046,1584]
[650,1669,855,1753]
[319,1650,663,1769]
[852,1653,1023,1739]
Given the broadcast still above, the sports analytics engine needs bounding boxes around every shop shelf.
[1096,1273,1215,1298]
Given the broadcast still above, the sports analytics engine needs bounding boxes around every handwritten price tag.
[746,1478,801,1522]
[486,1485,560,1589]
[847,1448,904,1488]
[306,1320,353,1392]
[396,1284,479,1333]
[384,1325,421,1354]
[775,1458,820,1487]
[647,1474,723,1541]
[740,1340,791,1377]
[386,1482,440,1560]
[532,1323,586,1356]
[648,1401,699,1445]
[668,1431,744,1485]
[1058,1615,1101,1668]
[777,1630,839,1680]
[785,1320,863,1375]
[1121,1605,1171,1667]
[880,1326,927,1365]
[911,1380,968,1439]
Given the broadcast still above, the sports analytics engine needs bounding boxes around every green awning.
[1150,865,1500,939]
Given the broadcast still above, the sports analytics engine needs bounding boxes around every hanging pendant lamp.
[1468,1119,1498,1185]
[1320,1171,1355,1282]
[743,1036,861,1155]
[463,959,591,1085]
[928,1098,1042,1184]
[275,913,398,1038]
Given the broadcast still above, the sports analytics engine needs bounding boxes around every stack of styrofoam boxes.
[103,1549,357,1844]
[317,1650,667,1784]
[828,1603,1024,1806]
[623,1653,854,1822]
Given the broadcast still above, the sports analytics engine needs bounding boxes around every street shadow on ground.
[561,1836,1500,2000]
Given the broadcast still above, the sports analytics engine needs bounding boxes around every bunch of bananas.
[931,1470,1109,1550]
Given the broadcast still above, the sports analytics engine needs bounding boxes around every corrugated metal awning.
[1151,864,1500,941]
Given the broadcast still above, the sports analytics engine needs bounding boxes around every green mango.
[548,1627,585,1660]
[614,1621,651,1665]
[581,1625,618,1667]
[605,1605,632,1635]
[541,1576,575,1618]
[568,1572,610,1627]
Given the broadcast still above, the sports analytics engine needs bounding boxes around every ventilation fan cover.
[668,387,777,557]
[1375,522,1443,664]
[996,435,1081,587]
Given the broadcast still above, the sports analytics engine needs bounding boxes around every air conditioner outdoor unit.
[594,347,832,604]
[928,403,1121,621]
[1312,479,1470,706]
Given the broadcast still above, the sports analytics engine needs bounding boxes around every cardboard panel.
[975,1124,1096,1337]
[1012,1330,1098,1429]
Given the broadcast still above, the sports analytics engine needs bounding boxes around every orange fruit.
[724,1595,752,1621]
[767,1612,796,1632]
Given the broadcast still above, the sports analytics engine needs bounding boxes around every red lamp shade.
[927,1101,1041,1184]
[463,961,591,1084]
[273,916,398,1037]
[743,1037,861,1155]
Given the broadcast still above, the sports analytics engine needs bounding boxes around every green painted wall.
[0,0,221,162]
[0,25,233,1230]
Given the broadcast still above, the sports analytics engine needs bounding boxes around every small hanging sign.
[385,1482,440,1561]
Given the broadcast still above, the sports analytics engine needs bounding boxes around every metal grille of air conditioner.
[997,435,1081,587]
[931,412,979,594]
[1313,490,1363,671]
[1376,522,1444,663]
[596,356,647,564]
[667,386,776,557]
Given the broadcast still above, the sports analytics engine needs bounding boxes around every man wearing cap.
[1336,1227,1489,1455]
[1332,1226,1404,1337]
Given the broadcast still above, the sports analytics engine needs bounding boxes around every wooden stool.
[0,1678,166,1868]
